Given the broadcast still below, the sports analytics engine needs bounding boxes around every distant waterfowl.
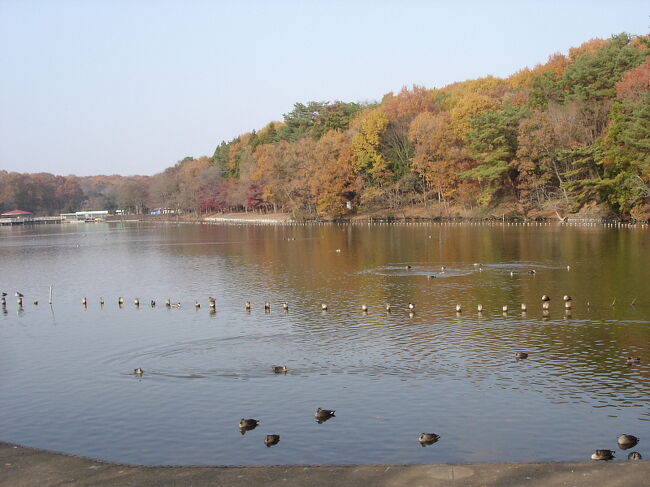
[628,452,642,460]
[1,292,6,297]
[591,450,615,461]
[385,303,392,312]
[618,434,639,449]
[477,304,483,312]
[440,266,446,273]
[405,265,412,270]
[541,295,550,301]
[239,418,259,430]
[33,300,38,305]
[427,275,436,279]
[99,297,104,305]
[15,292,24,298]
[118,297,124,305]
[321,303,328,311]
[361,304,368,312]
[134,298,139,306]
[264,434,280,447]
[82,297,87,306]
[170,302,181,308]
[502,305,508,312]
[194,301,200,308]
[335,249,341,253]
[165,299,171,307]
[264,301,271,311]
[473,263,481,267]
[566,265,571,271]
[134,367,143,375]
[528,269,536,275]
[625,357,641,365]
[563,295,572,302]
[245,301,251,310]
[515,351,528,360]
[408,303,415,310]
[510,271,514,277]
[150,300,155,307]
[272,365,288,373]
[455,304,462,312]
[418,433,440,445]
[282,302,289,311]
[315,408,335,421]
[521,303,527,311]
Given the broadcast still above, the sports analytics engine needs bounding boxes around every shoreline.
[2,442,647,487]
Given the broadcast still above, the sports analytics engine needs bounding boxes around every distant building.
[60,210,109,222]
[1,209,33,218]
[150,208,176,215]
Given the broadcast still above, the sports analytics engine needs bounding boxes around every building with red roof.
[1,209,33,218]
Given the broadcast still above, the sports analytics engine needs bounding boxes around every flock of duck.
[3,288,644,460]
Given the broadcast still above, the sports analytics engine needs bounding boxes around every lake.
[0,221,648,465]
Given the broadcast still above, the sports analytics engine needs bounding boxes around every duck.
[15,292,24,298]
[315,408,335,421]
[625,357,641,365]
[245,301,251,310]
[617,434,639,449]
[134,298,140,306]
[272,365,288,373]
[385,303,392,312]
[405,265,412,270]
[477,304,483,312]
[418,433,440,444]
[591,450,615,461]
[194,301,200,308]
[628,452,642,460]
[239,418,259,430]
[521,303,527,311]
[1,292,6,297]
[165,299,171,307]
[440,266,446,273]
[515,351,528,360]
[99,297,105,305]
[541,295,550,302]
[264,301,271,311]
[264,434,280,447]
[321,303,328,311]
[33,300,38,305]
[528,269,536,275]
[427,275,436,279]
[361,304,368,312]
[563,295,572,302]
[150,300,156,307]
[282,302,289,311]
[82,297,87,306]
[408,303,415,310]
[118,297,124,305]
[502,305,508,312]
[134,367,144,375]
[455,304,462,313]
[510,271,515,277]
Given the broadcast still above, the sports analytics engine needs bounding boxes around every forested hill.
[2,33,649,220]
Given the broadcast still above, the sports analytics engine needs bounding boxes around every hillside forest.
[1,33,649,220]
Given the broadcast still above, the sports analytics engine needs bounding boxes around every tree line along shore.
[1,33,648,222]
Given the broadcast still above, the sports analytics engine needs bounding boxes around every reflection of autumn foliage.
[2,34,648,219]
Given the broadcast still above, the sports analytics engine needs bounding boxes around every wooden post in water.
[48,285,53,304]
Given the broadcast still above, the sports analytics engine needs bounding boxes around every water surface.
[1,222,648,465]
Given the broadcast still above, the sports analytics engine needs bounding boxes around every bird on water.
[418,433,440,445]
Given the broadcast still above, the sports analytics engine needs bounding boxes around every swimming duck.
[239,418,259,430]
[245,301,251,310]
[625,357,641,365]
[418,433,440,445]
[455,304,462,312]
[321,303,328,310]
[591,450,615,461]
[385,304,392,312]
[150,300,155,307]
[628,452,642,460]
[563,295,572,302]
[427,275,436,279]
[272,365,288,373]
[405,265,412,270]
[361,304,368,312]
[134,298,140,306]
[134,367,143,375]
[165,299,171,307]
[118,297,124,305]
[528,269,536,275]
[194,301,200,308]
[617,434,639,449]
[440,266,446,273]
[1,292,6,297]
[82,297,87,306]
[315,408,335,421]
[408,303,415,310]
[515,351,528,360]
[33,300,38,305]
[502,305,508,312]
[510,271,514,277]
[521,303,527,311]
[15,292,24,298]
[99,297,105,305]
[264,434,280,447]
[282,302,289,311]
[541,295,550,301]
[477,304,483,312]
[264,301,271,310]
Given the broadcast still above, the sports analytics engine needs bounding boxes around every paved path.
[1,442,647,486]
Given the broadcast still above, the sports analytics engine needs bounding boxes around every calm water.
[0,222,648,466]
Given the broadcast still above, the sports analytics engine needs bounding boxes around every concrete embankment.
[1,442,647,487]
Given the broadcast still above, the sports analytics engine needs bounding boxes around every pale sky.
[0,0,648,176]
